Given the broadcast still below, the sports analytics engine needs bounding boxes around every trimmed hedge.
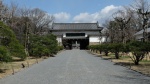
[88,41,150,65]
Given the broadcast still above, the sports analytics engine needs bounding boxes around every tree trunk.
[99,50,102,54]
[134,56,140,65]
[115,51,119,59]
[105,50,108,56]
[134,60,139,65]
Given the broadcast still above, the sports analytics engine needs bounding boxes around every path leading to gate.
[0,49,150,84]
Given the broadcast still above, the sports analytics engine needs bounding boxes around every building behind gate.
[50,22,103,49]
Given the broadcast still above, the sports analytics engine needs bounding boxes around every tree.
[7,7,54,45]
[0,21,26,60]
[128,41,150,65]
[107,21,116,43]
[112,10,132,44]
[100,44,110,56]
[8,16,32,58]
[29,8,54,35]
[0,0,8,22]
[29,34,58,57]
[0,2,56,60]
[131,0,150,42]
[97,45,103,54]
[0,46,12,62]
[109,43,124,59]
[6,2,19,28]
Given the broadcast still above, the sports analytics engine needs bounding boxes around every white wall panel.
[57,37,62,43]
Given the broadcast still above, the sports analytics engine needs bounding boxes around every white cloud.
[73,13,97,23]
[54,12,70,23]
[101,5,119,14]
[53,5,123,24]
[73,5,122,24]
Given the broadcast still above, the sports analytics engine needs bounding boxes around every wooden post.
[129,61,131,69]
[26,60,29,68]
[36,58,38,64]
[11,63,15,75]
[21,63,25,68]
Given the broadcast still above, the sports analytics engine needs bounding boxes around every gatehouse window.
[66,33,85,37]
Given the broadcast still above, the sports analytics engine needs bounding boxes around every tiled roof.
[134,28,150,35]
[51,23,102,30]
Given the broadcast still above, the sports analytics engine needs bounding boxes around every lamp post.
[138,9,150,42]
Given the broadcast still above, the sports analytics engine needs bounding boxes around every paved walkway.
[0,49,150,84]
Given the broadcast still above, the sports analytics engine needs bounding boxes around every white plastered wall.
[89,36,99,42]
[57,37,62,46]
[89,36,106,43]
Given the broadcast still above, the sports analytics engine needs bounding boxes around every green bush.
[88,41,150,65]
[88,45,93,51]
[97,45,103,54]
[29,34,58,57]
[0,46,12,62]
[8,39,26,60]
[100,44,110,56]
[109,43,123,59]
[88,45,98,52]
[127,41,150,65]
[0,21,26,61]
[88,44,110,56]
[58,46,64,51]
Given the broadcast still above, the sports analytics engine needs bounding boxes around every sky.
[3,0,137,25]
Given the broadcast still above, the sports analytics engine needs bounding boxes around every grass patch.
[108,53,114,56]
[141,60,150,62]
[107,53,115,58]
[120,56,130,60]
[90,50,150,76]
[0,57,45,79]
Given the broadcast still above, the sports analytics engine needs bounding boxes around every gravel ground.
[0,49,150,84]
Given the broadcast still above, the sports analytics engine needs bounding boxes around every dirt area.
[91,51,150,76]
[0,50,63,79]
[112,58,150,76]
[0,57,47,79]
